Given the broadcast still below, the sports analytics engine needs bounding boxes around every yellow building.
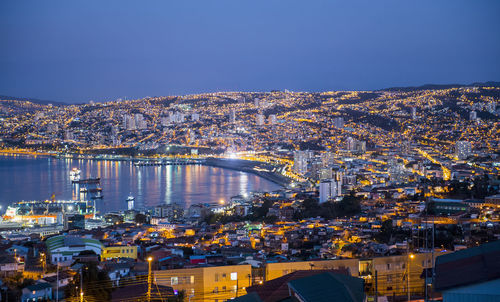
[102,245,138,260]
[154,264,252,302]
[265,258,359,281]
[362,252,446,297]
[266,253,446,298]
[152,253,447,301]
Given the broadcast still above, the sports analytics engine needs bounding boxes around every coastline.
[203,157,290,187]
[0,150,292,187]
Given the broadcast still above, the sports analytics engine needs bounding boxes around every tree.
[251,198,274,220]
[134,213,147,224]
[263,215,278,224]
[302,197,321,218]
[81,263,113,301]
[334,193,361,217]
[375,219,394,244]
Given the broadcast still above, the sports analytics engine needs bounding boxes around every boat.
[72,177,100,184]
[90,187,103,199]
[3,199,95,224]
[126,194,135,211]
[69,168,81,181]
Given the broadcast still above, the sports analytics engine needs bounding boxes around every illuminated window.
[171,277,178,285]
[230,272,237,281]
[190,275,194,284]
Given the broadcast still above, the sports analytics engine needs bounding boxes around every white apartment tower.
[256,114,265,126]
[293,150,311,175]
[268,114,277,125]
[229,109,236,123]
[333,117,344,128]
[319,179,338,203]
[346,137,356,151]
[456,141,472,160]
[469,111,477,121]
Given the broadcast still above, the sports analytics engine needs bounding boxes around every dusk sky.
[1,0,500,103]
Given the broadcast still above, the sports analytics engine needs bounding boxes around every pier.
[133,159,205,167]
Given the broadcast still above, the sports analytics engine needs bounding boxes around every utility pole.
[56,262,59,302]
[147,257,153,302]
[407,256,410,302]
[407,244,414,302]
[431,220,435,301]
[236,279,239,298]
[41,253,46,275]
[375,270,378,302]
[80,268,83,302]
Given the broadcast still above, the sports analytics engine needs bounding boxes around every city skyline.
[1,1,500,301]
[1,0,500,103]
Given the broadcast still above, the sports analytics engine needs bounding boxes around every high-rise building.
[411,107,417,119]
[456,141,472,160]
[134,113,147,130]
[319,179,338,203]
[169,111,185,123]
[333,117,344,128]
[293,150,312,175]
[486,102,497,113]
[229,109,236,123]
[346,137,356,151]
[355,140,366,154]
[254,98,260,107]
[64,130,73,140]
[47,123,59,133]
[268,114,277,125]
[319,167,333,180]
[469,111,477,121]
[123,114,136,130]
[256,114,265,126]
[320,152,334,167]
[388,159,407,183]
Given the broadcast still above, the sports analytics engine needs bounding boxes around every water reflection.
[0,155,281,213]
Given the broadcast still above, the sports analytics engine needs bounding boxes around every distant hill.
[0,95,66,106]
[381,81,500,92]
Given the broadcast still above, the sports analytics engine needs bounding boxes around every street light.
[40,252,46,274]
[408,254,415,302]
[147,257,153,302]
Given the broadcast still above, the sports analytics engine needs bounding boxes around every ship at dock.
[69,168,81,181]
[72,177,100,184]
[2,199,95,224]
[126,194,135,211]
[70,168,104,199]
